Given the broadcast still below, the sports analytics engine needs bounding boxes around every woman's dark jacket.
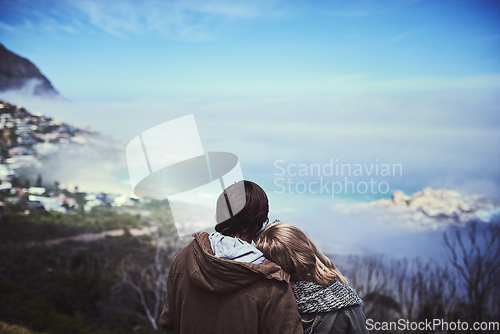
[292,279,369,334]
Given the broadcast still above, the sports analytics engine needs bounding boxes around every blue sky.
[0,0,499,197]
[1,0,500,256]
[1,0,499,99]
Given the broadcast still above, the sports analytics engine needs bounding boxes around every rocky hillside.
[0,43,59,97]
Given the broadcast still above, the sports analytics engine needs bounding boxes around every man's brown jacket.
[159,232,303,334]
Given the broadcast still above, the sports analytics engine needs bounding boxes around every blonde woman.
[255,223,369,334]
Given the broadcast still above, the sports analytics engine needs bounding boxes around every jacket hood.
[186,232,290,293]
[209,231,265,264]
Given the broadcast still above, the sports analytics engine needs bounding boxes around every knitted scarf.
[291,279,362,314]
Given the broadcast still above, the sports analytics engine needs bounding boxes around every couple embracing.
[160,180,369,334]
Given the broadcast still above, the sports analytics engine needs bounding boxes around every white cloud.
[1,87,499,258]
[178,0,283,19]
[0,0,287,40]
[36,134,131,195]
[0,21,15,31]
[151,73,500,96]
[2,80,499,200]
[64,0,284,39]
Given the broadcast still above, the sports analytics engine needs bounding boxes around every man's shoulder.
[169,238,194,267]
[169,233,210,268]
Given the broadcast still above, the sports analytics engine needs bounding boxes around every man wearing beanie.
[159,180,302,334]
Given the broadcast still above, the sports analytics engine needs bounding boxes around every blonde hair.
[255,223,347,285]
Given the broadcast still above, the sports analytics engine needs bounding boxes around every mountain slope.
[0,43,59,97]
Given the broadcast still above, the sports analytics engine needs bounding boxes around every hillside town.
[0,100,136,215]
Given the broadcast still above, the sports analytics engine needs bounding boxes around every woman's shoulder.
[302,305,369,334]
[292,279,363,314]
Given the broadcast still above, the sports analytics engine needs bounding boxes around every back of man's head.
[215,180,269,240]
